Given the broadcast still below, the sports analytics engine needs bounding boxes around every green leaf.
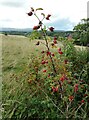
[36,8,43,11]
[41,13,45,17]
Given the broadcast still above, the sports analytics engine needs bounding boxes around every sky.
[0,0,88,30]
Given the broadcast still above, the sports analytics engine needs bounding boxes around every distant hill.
[0,28,32,32]
[0,28,67,32]
[0,27,73,37]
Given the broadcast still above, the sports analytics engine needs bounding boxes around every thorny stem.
[34,13,40,22]
[41,28,57,75]
[34,11,63,96]
[34,12,57,75]
[33,11,64,100]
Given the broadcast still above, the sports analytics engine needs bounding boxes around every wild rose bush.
[26,7,89,119]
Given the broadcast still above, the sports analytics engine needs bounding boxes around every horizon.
[0,27,73,32]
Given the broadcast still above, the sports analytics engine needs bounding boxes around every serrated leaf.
[36,8,43,11]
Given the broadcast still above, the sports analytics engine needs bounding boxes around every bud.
[33,25,40,30]
[60,76,65,82]
[49,27,54,32]
[52,86,58,92]
[46,14,51,20]
[53,40,57,44]
[46,17,49,20]
[36,41,40,45]
[27,11,33,16]
[64,60,68,64]
[51,53,55,56]
[58,48,63,54]
[81,100,85,104]
[58,48,61,52]
[58,51,63,54]
[46,51,51,56]
[31,7,34,12]
[43,70,47,72]
[69,96,74,102]
[41,51,45,54]
[55,86,58,92]
[41,60,45,64]
[74,84,79,93]
[54,37,57,40]
[47,14,51,17]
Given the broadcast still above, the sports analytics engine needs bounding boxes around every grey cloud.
[0,1,25,8]
[0,19,12,22]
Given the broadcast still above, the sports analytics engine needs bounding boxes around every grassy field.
[1,34,88,119]
[2,34,64,75]
[2,34,47,74]
[1,34,42,119]
[1,34,62,119]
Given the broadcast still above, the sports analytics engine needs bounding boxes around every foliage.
[27,30,43,40]
[73,18,89,46]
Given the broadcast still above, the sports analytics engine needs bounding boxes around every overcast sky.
[0,0,88,30]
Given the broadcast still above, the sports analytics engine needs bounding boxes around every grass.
[1,34,61,119]
[1,34,88,119]
[1,34,40,119]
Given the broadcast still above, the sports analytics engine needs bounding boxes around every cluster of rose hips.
[60,74,68,82]
[41,50,54,57]
[69,96,85,104]
[58,48,63,54]
[41,60,48,65]
[51,37,58,47]
[53,37,57,44]
[52,86,59,92]
[68,83,88,103]
[27,7,54,32]
[74,84,79,93]
[41,47,63,58]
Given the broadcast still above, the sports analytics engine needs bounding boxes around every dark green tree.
[73,18,89,46]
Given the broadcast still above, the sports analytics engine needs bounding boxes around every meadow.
[1,33,89,119]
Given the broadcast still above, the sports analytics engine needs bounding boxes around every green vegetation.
[73,18,89,46]
[2,34,89,119]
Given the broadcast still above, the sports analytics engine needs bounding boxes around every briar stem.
[34,12,57,75]
[34,12,40,22]
[41,28,57,75]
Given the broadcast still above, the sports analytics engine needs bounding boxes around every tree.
[73,18,89,46]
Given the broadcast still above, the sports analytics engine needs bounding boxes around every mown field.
[1,34,89,119]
